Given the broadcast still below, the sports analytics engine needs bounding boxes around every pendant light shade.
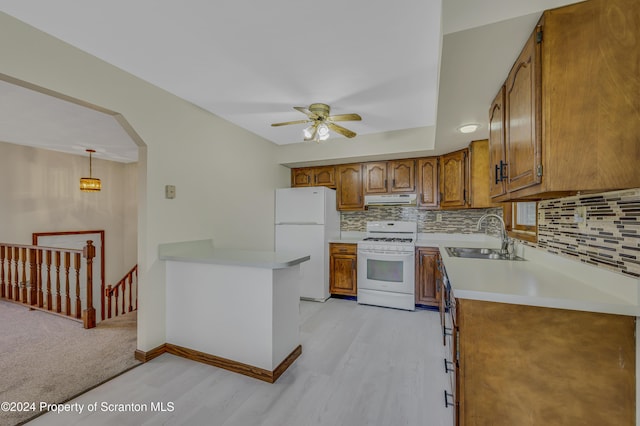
[80,149,101,192]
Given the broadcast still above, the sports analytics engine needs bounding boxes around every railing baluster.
[0,246,5,299]
[106,285,113,319]
[64,252,71,315]
[121,278,126,315]
[45,250,52,310]
[20,247,27,303]
[13,247,19,301]
[128,273,133,312]
[82,241,96,329]
[55,251,61,313]
[29,248,37,305]
[7,247,13,300]
[135,267,138,311]
[37,249,43,308]
[114,287,119,317]
[74,252,81,319]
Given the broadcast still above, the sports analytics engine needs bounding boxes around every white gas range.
[357,221,417,311]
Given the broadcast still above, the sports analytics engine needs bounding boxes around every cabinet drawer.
[330,243,357,255]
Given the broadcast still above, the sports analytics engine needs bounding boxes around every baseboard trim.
[134,343,167,362]
[165,343,302,383]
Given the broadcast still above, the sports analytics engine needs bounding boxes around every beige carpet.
[0,300,140,425]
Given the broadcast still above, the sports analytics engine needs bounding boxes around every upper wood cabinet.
[417,157,438,208]
[504,28,541,194]
[336,164,364,211]
[388,160,416,193]
[439,149,468,209]
[291,168,314,187]
[491,0,640,200]
[363,162,388,194]
[489,87,507,199]
[291,166,336,188]
[363,160,416,194]
[469,140,498,208]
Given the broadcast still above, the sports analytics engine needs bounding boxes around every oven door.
[357,248,415,294]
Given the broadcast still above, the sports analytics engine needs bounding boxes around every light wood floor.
[28,298,453,426]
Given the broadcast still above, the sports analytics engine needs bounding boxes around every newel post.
[82,240,96,329]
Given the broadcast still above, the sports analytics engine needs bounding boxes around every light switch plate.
[165,185,176,199]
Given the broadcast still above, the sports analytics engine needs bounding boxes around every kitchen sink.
[445,246,525,261]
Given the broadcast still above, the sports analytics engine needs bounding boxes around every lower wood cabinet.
[455,299,635,425]
[329,243,357,296]
[415,247,440,307]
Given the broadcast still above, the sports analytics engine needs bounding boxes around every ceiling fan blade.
[271,119,310,127]
[327,122,357,138]
[293,106,319,119]
[327,113,362,122]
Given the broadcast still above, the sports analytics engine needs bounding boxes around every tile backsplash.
[534,188,640,278]
[341,206,503,234]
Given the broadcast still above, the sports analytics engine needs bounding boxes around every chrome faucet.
[476,213,509,253]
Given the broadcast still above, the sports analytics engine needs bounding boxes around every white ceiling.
[0,0,579,162]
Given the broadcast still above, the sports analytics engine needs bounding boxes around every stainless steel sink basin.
[445,246,525,261]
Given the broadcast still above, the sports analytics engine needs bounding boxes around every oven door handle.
[357,249,414,256]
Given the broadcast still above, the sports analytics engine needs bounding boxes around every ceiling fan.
[271,103,362,142]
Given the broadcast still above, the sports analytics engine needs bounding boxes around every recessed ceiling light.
[458,123,480,134]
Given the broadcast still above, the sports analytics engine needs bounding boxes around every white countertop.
[158,239,310,269]
[418,234,639,317]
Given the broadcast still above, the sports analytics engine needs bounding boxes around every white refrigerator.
[275,187,340,301]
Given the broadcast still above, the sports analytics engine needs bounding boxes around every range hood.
[364,194,417,206]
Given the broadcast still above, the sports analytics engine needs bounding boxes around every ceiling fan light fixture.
[303,125,315,139]
[458,123,480,134]
[317,123,330,141]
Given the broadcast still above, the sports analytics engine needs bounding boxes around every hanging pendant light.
[79,149,101,192]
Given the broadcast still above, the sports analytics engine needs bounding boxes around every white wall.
[0,12,290,351]
[0,141,137,284]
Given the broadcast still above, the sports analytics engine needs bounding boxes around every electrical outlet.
[574,206,586,229]
[436,213,443,222]
[165,185,176,199]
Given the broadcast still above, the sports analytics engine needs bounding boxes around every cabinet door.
[389,159,416,193]
[469,140,498,208]
[336,164,364,211]
[417,157,438,208]
[329,244,357,296]
[439,149,468,209]
[505,29,541,193]
[291,168,313,187]
[363,162,388,194]
[313,166,336,188]
[489,87,507,199]
[415,247,439,306]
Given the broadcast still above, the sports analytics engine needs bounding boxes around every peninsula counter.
[158,239,310,383]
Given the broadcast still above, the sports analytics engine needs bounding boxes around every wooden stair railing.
[105,264,138,319]
[0,241,96,328]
